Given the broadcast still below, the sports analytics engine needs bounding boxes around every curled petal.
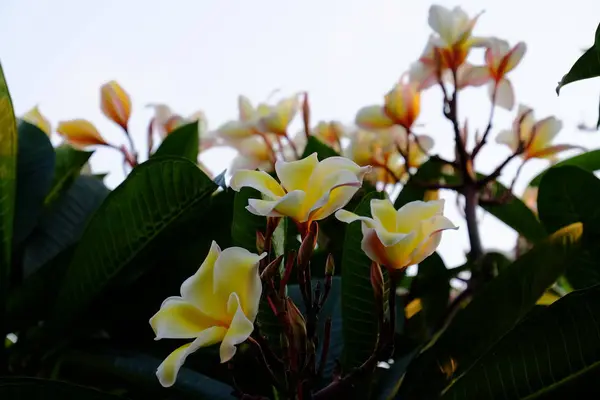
[57,119,107,147]
[307,170,367,221]
[528,116,563,155]
[220,293,256,363]
[275,152,318,192]
[230,170,285,199]
[362,225,416,269]
[335,209,378,229]
[150,297,220,340]
[355,105,395,130]
[370,198,398,232]
[407,215,458,266]
[491,79,515,110]
[22,105,51,136]
[156,327,227,387]
[247,190,306,221]
[396,199,446,232]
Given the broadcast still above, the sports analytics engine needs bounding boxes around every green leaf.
[44,144,93,206]
[231,187,264,252]
[341,190,386,370]
[0,62,18,333]
[301,136,339,160]
[556,23,600,94]
[48,157,216,331]
[538,166,600,289]
[22,176,110,276]
[60,348,235,399]
[13,121,56,245]
[394,158,443,209]
[152,122,199,163]
[0,377,128,399]
[441,284,600,399]
[397,222,583,399]
[529,149,600,187]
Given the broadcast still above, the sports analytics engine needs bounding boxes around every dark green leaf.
[538,166,600,289]
[61,348,235,399]
[0,62,18,323]
[231,187,264,253]
[48,157,217,332]
[301,136,339,160]
[394,158,443,209]
[441,284,600,399]
[152,122,199,163]
[0,377,127,399]
[397,222,583,399]
[13,121,55,245]
[341,190,386,370]
[529,149,600,187]
[44,144,93,206]
[556,23,600,94]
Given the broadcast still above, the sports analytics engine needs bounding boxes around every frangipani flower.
[57,119,108,148]
[311,120,346,152]
[256,93,300,136]
[100,80,132,131]
[229,135,275,173]
[496,105,575,160]
[150,241,266,387]
[230,153,370,224]
[410,5,488,89]
[147,104,181,139]
[335,198,457,270]
[212,95,272,144]
[356,81,421,130]
[396,128,434,168]
[451,63,491,90]
[484,39,527,110]
[22,105,51,136]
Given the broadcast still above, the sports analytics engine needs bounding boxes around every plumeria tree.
[1,4,600,400]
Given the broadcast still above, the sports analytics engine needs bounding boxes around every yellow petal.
[529,117,563,154]
[156,327,227,387]
[370,198,398,232]
[100,80,131,131]
[528,144,581,160]
[536,291,561,306]
[361,226,416,269]
[256,95,299,135]
[57,119,107,147]
[407,215,458,266]
[334,209,379,230]
[22,105,51,136]
[150,297,221,340]
[491,78,515,110]
[247,191,306,221]
[355,105,395,130]
[405,298,422,319]
[215,120,254,142]
[384,82,421,129]
[220,293,255,363]
[396,199,446,233]
[213,247,265,321]
[230,170,285,199]
[275,153,318,192]
[504,42,527,74]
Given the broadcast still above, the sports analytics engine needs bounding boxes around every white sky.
[1,0,599,268]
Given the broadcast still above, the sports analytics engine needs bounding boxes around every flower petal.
[362,225,416,269]
[355,105,395,130]
[247,190,306,221]
[492,78,515,110]
[495,129,519,152]
[457,65,490,89]
[212,247,265,321]
[529,117,563,154]
[220,293,255,363]
[505,42,527,74]
[409,59,438,90]
[215,120,254,142]
[238,95,255,122]
[156,327,228,387]
[22,105,51,136]
[230,170,285,199]
[100,80,131,130]
[408,215,458,266]
[528,144,582,160]
[334,209,378,229]
[150,297,220,340]
[179,241,228,320]
[428,5,453,42]
[395,199,445,233]
[275,153,318,192]
[57,119,107,147]
[370,198,398,232]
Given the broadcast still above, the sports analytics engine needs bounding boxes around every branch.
[471,84,497,157]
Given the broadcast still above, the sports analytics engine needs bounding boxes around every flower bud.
[325,253,335,277]
[57,119,108,148]
[370,261,384,301]
[256,231,266,254]
[22,105,51,136]
[100,80,132,132]
[298,221,318,267]
[285,297,308,364]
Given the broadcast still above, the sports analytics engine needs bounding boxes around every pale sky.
[1,0,599,268]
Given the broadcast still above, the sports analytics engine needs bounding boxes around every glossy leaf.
[44,144,93,206]
[13,121,56,245]
[538,166,600,289]
[22,176,110,276]
[0,377,127,399]
[152,122,199,163]
[301,136,339,160]
[341,190,386,370]
[397,222,583,399]
[48,157,217,331]
[529,149,600,187]
[556,23,600,94]
[441,284,600,399]
[0,62,18,328]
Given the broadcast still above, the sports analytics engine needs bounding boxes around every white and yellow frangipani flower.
[100,80,132,131]
[495,104,576,160]
[212,95,272,145]
[150,241,266,387]
[229,135,275,173]
[356,81,421,130]
[409,5,488,89]
[312,120,346,152]
[57,119,109,148]
[230,153,370,224]
[256,93,300,136]
[22,105,52,136]
[335,198,457,270]
[483,38,527,110]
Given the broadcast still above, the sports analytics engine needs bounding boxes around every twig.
[472,84,497,157]
[316,317,332,378]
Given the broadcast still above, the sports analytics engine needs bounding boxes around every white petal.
[493,78,515,110]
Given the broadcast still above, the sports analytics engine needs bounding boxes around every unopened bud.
[298,221,318,267]
[100,80,132,132]
[260,255,284,281]
[370,262,384,301]
[325,253,335,277]
[256,231,266,253]
[285,297,308,363]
